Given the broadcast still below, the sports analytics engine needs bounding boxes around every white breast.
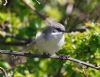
[35,32,65,54]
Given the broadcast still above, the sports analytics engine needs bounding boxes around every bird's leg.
[42,52,50,57]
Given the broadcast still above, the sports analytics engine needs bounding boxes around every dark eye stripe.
[56,28,65,32]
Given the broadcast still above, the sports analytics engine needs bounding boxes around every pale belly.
[35,32,65,54]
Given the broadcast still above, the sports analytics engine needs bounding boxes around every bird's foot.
[42,53,50,58]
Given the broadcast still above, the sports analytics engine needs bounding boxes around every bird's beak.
[63,31,66,33]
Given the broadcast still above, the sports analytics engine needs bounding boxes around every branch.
[0,32,32,46]
[0,67,8,77]
[22,0,46,20]
[0,38,32,46]
[21,0,59,26]
[0,50,100,70]
[3,0,7,6]
[0,41,28,46]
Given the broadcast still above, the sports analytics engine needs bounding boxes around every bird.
[24,19,65,55]
[9,19,65,66]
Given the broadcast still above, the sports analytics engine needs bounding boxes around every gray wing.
[22,39,36,52]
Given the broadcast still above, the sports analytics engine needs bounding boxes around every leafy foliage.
[0,0,100,77]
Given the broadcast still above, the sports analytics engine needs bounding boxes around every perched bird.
[24,19,65,55]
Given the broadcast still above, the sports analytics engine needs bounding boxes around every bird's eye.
[52,29,58,33]
[56,28,65,32]
[56,28,62,32]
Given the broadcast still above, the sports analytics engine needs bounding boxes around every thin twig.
[3,0,7,6]
[0,50,100,70]
[35,0,40,4]
[0,32,32,46]
[22,0,46,20]
[0,67,8,77]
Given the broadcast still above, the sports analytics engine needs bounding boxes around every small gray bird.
[24,19,65,55]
